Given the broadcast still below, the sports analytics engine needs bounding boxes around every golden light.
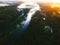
[51,4,60,8]
[49,0,60,9]
[50,0,60,3]
[18,0,60,8]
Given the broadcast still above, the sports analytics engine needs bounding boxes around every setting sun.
[49,0,60,9]
[50,0,60,3]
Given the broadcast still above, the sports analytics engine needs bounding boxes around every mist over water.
[17,2,40,33]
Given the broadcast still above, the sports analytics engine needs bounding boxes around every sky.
[0,0,60,3]
[0,0,16,1]
[0,0,50,3]
[0,0,49,2]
